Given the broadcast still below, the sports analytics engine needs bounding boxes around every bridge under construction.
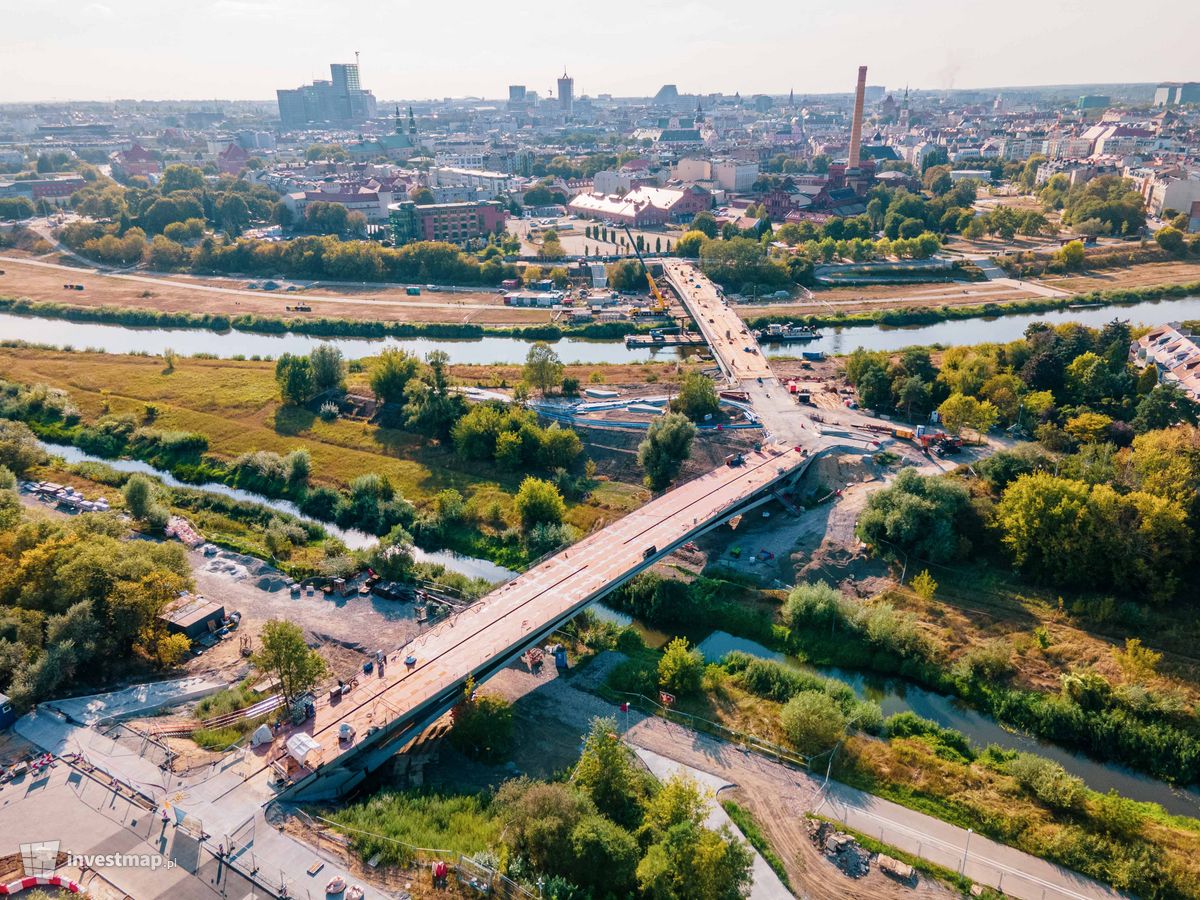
[231,260,830,803]
[263,443,813,801]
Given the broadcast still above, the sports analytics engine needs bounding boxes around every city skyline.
[2,0,1197,103]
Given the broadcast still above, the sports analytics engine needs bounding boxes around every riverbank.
[747,278,1200,330]
[0,350,648,572]
[588,596,1200,897]
[5,279,1200,364]
[0,294,638,342]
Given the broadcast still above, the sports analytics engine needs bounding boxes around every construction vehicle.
[914,425,963,454]
[621,224,668,314]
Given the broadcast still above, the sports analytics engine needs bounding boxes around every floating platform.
[625,333,709,348]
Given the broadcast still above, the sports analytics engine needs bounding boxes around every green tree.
[638,413,696,491]
[369,349,421,405]
[938,392,998,442]
[671,371,720,421]
[675,230,709,258]
[122,474,155,520]
[309,343,345,393]
[1064,411,1113,444]
[539,229,564,260]
[274,354,314,405]
[524,342,565,396]
[450,681,514,762]
[569,815,639,896]
[658,637,704,696]
[573,717,646,828]
[856,468,973,562]
[537,424,583,469]
[689,211,719,239]
[0,420,46,475]
[996,472,1190,600]
[896,375,931,420]
[1133,383,1199,432]
[637,775,753,900]
[404,351,467,441]
[158,164,205,194]
[1056,240,1086,270]
[513,476,565,529]
[252,619,328,703]
[781,690,846,755]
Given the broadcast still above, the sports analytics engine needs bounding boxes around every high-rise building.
[1154,82,1200,107]
[557,70,574,115]
[509,85,527,103]
[277,62,378,129]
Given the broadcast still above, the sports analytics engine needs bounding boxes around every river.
[4,290,1200,362]
[695,630,1200,818]
[34,439,1200,815]
[38,441,517,583]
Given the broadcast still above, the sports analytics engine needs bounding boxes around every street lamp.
[960,827,973,874]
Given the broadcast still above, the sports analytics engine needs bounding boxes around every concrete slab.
[44,675,227,726]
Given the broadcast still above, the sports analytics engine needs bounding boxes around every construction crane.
[622,224,669,315]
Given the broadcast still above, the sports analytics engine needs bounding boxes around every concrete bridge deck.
[663,259,825,446]
[246,443,813,801]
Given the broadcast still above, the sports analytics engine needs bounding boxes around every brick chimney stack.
[847,65,867,171]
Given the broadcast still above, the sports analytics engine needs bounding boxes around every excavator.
[622,223,669,316]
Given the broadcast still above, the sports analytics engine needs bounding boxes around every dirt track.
[0,254,553,325]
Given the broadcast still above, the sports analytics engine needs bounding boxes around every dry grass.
[879,569,1200,708]
[1038,259,1200,293]
[0,348,647,528]
[0,255,552,325]
[737,281,1043,319]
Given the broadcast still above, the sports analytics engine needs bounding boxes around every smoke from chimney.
[848,65,867,171]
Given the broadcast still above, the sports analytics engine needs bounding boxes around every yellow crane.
[622,224,668,315]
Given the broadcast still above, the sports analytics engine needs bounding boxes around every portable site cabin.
[158,595,226,640]
[285,733,322,768]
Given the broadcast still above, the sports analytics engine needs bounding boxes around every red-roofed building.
[568,184,710,226]
[218,143,251,175]
[110,143,161,181]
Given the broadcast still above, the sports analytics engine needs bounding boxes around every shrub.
[781,581,848,629]
[884,712,975,762]
[658,637,704,696]
[513,476,565,531]
[1008,753,1086,811]
[781,691,846,755]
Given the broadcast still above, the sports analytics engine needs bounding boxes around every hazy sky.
[3,0,1198,103]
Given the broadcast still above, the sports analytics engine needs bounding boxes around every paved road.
[633,746,793,900]
[620,713,1124,900]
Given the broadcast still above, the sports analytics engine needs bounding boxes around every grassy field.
[877,564,1200,709]
[0,348,646,537]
